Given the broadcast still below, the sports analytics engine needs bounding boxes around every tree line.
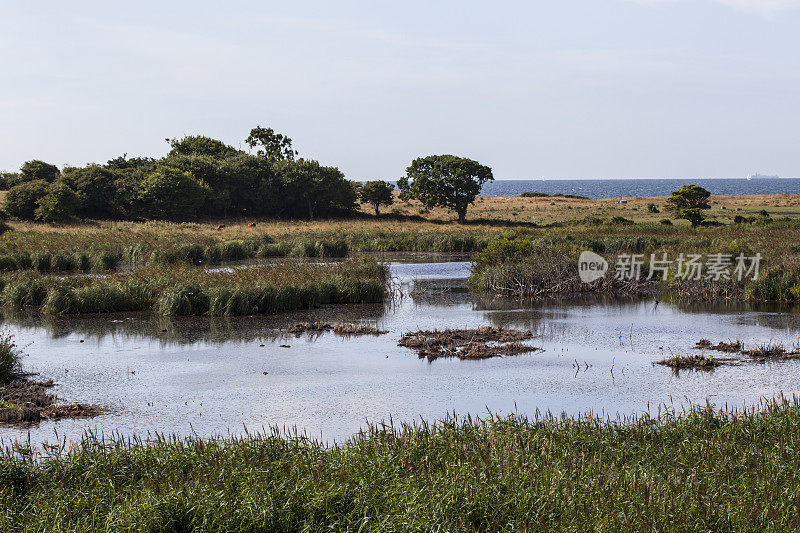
[0,128,495,224]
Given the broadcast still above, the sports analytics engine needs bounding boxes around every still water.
[3,260,800,446]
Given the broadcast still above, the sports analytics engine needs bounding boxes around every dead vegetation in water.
[0,379,102,424]
[694,339,743,353]
[694,338,800,361]
[656,354,724,370]
[398,326,539,361]
[288,322,387,336]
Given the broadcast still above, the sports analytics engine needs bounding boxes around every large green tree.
[398,155,493,223]
[360,180,395,216]
[246,127,297,162]
[64,165,123,218]
[665,184,711,227]
[276,159,356,220]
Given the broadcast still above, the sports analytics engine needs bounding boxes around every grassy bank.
[2,400,800,530]
[469,228,800,302]
[0,258,387,316]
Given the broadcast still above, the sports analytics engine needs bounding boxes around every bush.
[34,180,82,223]
[134,166,210,220]
[20,160,60,182]
[4,180,49,220]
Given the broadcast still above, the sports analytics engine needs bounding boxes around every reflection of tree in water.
[0,303,388,346]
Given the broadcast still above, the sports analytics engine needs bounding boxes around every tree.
[665,184,711,227]
[398,155,493,223]
[4,180,50,219]
[360,180,395,216]
[246,127,297,162]
[34,180,82,223]
[20,160,60,182]
[65,165,123,218]
[134,166,211,220]
[167,136,239,158]
[275,159,357,220]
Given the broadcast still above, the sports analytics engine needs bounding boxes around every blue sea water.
[478,178,800,199]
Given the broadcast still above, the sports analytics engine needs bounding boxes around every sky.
[1,0,798,180]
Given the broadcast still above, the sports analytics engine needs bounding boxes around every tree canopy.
[360,180,395,216]
[398,155,493,223]
[665,184,711,227]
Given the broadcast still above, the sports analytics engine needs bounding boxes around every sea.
[478,178,800,199]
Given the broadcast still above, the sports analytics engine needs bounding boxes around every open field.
[1,193,799,258]
[3,400,800,531]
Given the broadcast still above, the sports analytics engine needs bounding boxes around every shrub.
[20,160,60,182]
[134,166,210,220]
[660,219,673,225]
[34,180,82,223]
[4,180,49,220]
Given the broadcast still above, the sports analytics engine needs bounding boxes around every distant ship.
[747,173,779,180]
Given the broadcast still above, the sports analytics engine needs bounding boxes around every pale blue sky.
[1,0,798,179]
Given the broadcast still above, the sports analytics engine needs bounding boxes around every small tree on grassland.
[398,155,493,223]
[360,180,395,216]
[665,184,711,227]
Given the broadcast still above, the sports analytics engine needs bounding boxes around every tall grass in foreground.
[0,333,22,384]
[3,400,800,530]
[0,258,388,316]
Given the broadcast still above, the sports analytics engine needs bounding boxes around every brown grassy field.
[1,193,798,260]
[376,191,800,225]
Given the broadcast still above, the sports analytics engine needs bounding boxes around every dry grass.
[0,379,101,424]
[398,326,538,361]
[288,322,387,336]
[657,354,723,370]
[377,192,800,225]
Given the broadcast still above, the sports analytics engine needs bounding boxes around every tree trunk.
[374,205,380,216]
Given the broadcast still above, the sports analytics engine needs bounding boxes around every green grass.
[0,333,22,384]
[0,258,388,316]
[3,400,800,530]
[470,233,800,302]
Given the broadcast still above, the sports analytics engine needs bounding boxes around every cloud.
[629,0,800,14]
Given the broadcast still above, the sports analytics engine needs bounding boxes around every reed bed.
[469,233,800,302]
[3,399,800,530]
[288,322,388,336]
[0,258,388,316]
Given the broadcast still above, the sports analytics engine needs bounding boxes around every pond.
[3,260,800,446]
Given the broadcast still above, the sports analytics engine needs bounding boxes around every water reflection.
[1,260,800,446]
